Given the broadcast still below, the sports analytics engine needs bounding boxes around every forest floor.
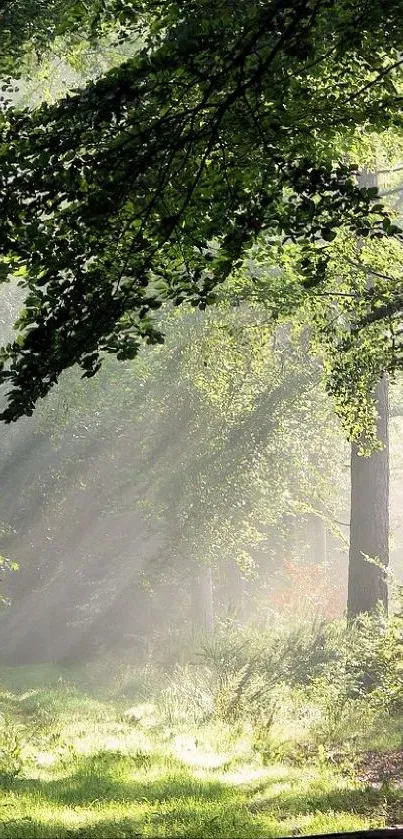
[0,667,402,838]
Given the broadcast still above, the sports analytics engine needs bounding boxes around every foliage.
[0,2,403,420]
[199,621,330,723]
[147,605,403,765]
[0,287,349,662]
[138,304,346,579]
[0,0,144,76]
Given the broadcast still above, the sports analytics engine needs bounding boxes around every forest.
[2,1,403,837]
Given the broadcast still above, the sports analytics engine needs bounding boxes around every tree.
[347,171,390,619]
[0,1,402,421]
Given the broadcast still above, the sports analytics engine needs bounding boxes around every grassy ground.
[0,666,401,838]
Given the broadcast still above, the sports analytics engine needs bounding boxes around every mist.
[0,283,401,669]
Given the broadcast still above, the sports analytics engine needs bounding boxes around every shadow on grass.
[2,751,298,808]
[0,773,273,839]
[0,810,277,839]
[0,753,288,838]
[5,757,234,807]
[2,752,401,838]
[0,816,142,838]
[252,783,403,818]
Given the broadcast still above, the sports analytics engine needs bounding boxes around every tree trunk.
[347,167,390,620]
[191,565,214,636]
[347,374,389,619]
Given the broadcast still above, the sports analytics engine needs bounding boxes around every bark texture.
[347,374,389,619]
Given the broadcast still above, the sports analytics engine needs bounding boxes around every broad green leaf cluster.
[0,1,403,422]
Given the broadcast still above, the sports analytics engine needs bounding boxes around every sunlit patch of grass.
[0,666,400,837]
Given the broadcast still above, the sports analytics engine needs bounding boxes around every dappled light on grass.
[0,666,401,837]
[172,734,230,770]
[217,766,294,787]
[35,753,57,767]
[1,593,403,836]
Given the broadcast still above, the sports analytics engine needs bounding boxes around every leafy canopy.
[0,0,403,420]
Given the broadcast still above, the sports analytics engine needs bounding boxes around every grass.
[0,666,400,837]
